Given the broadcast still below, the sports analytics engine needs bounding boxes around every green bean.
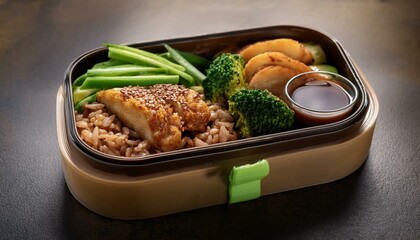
[73,86,99,105]
[73,60,130,86]
[92,59,127,69]
[80,75,179,89]
[73,73,87,86]
[74,93,97,113]
[160,50,209,72]
[160,50,209,71]
[176,50,210,71]
[107,47,194,85]
[87,65,168,76]
[164,44,206,85]
[104,43,185,71]
[159,52,171,59]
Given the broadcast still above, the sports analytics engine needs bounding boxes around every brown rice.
[74,101,238,157]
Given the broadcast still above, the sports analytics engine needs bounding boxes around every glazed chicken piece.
[96,84,210,152]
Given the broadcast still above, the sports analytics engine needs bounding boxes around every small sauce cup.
[285,71,358,127]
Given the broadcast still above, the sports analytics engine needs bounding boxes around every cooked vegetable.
[238,38,313,65]
[107,46,195,85]
[248,65,300,98]
[75,93,97,112]
[72,73,87,86]
[73,86,99,105]
[310,64,338,73]
[80,75,179,89]
[92,59,127,69]
[164,44,206,85]
[87,65,168,76]
[73,61,129,87]
[301,42,327,65]
[176,50,210,71]
[228,88,294,138]
[104,43,185,71]
[244,51,312,82]
[161,50,210,71]
[202,53,246,103]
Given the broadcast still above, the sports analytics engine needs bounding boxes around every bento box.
[56,25,378,219]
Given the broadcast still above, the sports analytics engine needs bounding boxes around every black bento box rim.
[63,25,369,167]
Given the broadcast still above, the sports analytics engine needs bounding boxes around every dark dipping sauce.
[292,80,350,111]
[288,78,354,127]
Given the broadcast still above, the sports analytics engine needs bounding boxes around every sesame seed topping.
[119,84,197,111]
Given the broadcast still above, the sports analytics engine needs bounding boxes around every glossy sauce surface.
[292,80,350,111]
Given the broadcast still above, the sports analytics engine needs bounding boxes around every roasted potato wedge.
[244,52,312,82]
[238,38,313,64]
[248,65,300,100]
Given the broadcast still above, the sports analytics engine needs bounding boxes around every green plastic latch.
[228,159,270,204]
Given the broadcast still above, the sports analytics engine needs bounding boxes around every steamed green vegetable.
[160,50,210,71]
[104,43,185,71]
[87,65,168,76]
[75,93,97,112]
[80,75,179,89]
[202,53,246,103]
[92,59,127,69]
[107,46,195,85]
[175,50,210,71]
[73,87,99,105]
[228,89,294,138]
[72,73,87,86]
[164,44,206,85]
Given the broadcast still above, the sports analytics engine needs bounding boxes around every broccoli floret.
[228,89,295,138]
[203,53,246,103]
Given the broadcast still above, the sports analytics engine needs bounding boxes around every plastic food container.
[56,25,379,219]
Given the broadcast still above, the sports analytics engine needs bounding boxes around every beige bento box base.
[57,69,378,220]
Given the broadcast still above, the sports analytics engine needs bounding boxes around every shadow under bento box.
[56,25,379,220]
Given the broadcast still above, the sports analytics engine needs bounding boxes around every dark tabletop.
[1,0,419,239]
